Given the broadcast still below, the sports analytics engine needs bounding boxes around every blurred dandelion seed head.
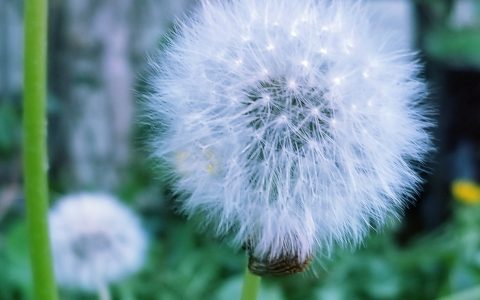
[49,193,148,291]
[147,0,432,262]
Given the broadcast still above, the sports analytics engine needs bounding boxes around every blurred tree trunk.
[49,0,194,190]
[0,0,23,99]
[49,0,134,189]
[0,0,23,222]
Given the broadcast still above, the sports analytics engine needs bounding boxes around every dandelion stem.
[240,261,261,300]
[23,0,58,299]
[98,284,111,300]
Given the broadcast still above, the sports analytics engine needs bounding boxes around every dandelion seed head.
[147,0,432,262]
[49,193,147,291]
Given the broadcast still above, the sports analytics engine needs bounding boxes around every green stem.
[23,0,58,299]
[240,262,261,300]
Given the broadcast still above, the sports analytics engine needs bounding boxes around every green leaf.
[3,221,33,299]
[0,101,19,152]
[425,28,480,68]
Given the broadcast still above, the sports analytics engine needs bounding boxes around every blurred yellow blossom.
[452,180,480,205]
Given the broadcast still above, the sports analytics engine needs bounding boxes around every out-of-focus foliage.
[0,101,20,156]
[418,0,480,68]
[2,195,480,299]
[426,28,480,68]
[0,222,32,300]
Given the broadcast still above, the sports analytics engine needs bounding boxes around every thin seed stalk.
[23,0,58,299]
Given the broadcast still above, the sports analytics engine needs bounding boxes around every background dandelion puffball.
[148,0,432,263]
[49,193,148,291]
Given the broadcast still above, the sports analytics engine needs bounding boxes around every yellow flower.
[452,180,480,205]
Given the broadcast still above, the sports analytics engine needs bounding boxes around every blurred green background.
[1,0,480,299]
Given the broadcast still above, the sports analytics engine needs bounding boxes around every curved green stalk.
[240,262,261,300]
[23,0,59,299]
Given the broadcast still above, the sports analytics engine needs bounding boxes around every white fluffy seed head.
[147,0,432,261]
[49,193,148,291]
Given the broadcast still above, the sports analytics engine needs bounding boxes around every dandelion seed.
[146,0,432,274]
[287,79,298,90]
[333,77,342,85]
[300,60,310,68]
